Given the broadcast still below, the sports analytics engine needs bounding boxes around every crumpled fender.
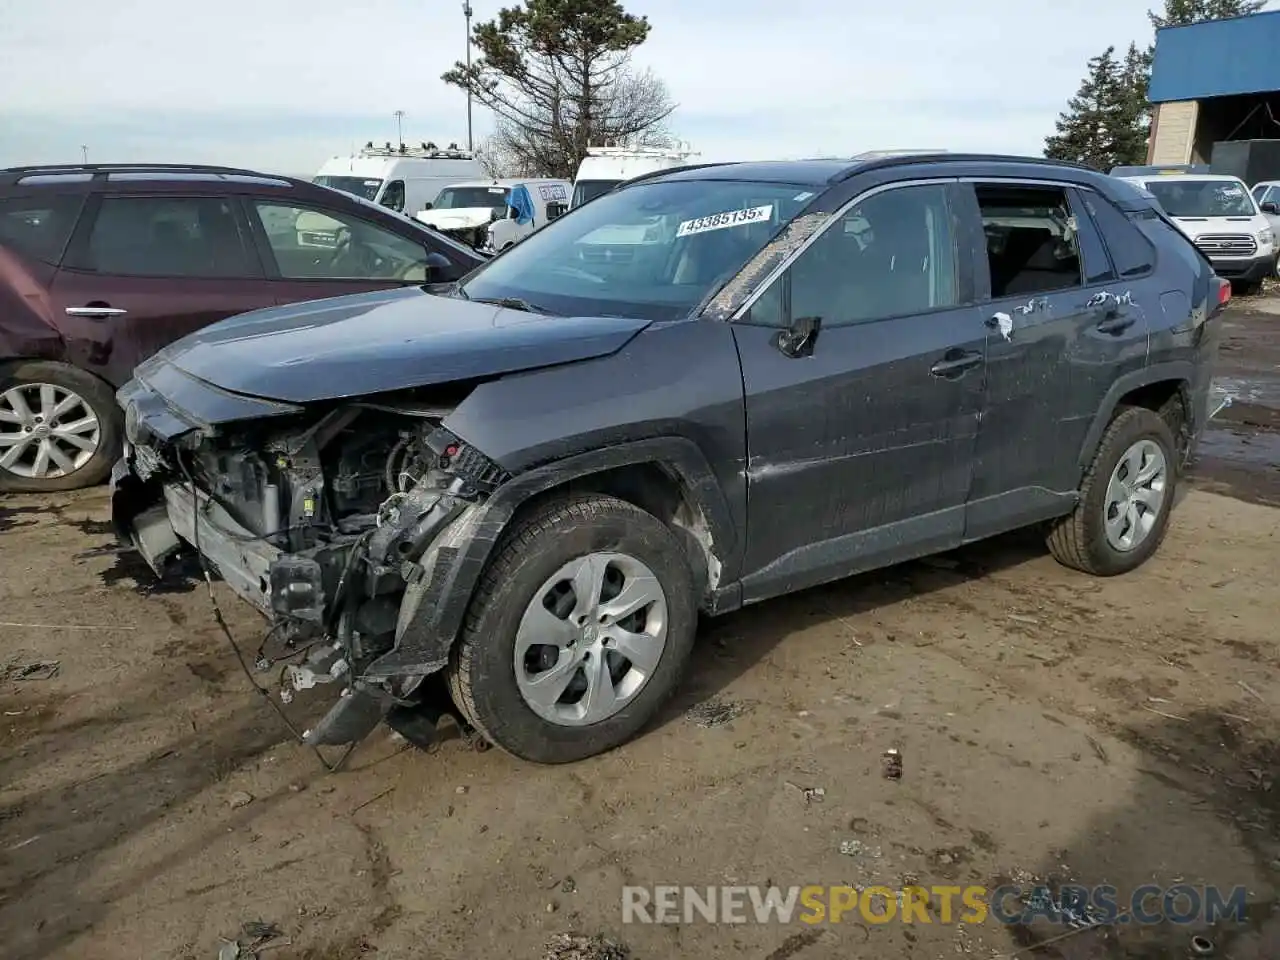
[363,436,740,680]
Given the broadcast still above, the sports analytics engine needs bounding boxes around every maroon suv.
[0,164,485,492]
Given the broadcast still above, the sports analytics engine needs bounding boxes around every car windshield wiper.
[469,296,560,316]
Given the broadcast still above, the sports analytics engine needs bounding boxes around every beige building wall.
[1147,101,1200,164]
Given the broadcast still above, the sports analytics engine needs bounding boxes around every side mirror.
[1262,202,1279,215]
[421,202,434,211]
[423,250,452,282]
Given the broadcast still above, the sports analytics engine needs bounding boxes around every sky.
[0,0,1235,176]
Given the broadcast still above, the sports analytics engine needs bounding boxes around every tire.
[0,360,122,493]
[1047,406,1178,577]
[446,494,698,763]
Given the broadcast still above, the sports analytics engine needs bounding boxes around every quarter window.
[83,197,255,277]
[253,202,432,282]
[1080,192,1156,278]
[974,184,1082,298]
[747,183,959,328]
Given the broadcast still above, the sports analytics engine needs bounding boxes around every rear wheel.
[446,494,698,763]
[1047,406,1177,576]
[0,361,121,492]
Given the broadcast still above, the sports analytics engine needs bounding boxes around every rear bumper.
[1209,252,1277,282]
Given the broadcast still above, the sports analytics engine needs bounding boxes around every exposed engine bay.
[120,398,510,744]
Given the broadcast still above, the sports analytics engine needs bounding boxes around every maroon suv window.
[0,195,84,265]
[82,196,256,278]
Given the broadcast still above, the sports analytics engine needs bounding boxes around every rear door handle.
[930,350,983,378]
[65,306,128,318]
[1096,315,1136,334]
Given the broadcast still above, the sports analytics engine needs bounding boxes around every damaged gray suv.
[112,153,1229,763]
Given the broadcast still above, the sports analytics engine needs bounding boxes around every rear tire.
[446,494,697,763]
[0,361,121,493]
[1047,406,1177,576]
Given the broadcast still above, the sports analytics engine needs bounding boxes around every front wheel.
[0,361,122,492]
[1046,406,1177,576]
[446,495,698,763]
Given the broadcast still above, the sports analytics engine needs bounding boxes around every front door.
[732,180,989,603]
[245,199,442,305]
[50,193,276,385]
[959,179,1152,540]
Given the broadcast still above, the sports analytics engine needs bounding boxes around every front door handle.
[930,350,983,378]
[65,306,128,318]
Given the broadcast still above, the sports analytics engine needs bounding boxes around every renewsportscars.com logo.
[621,884,1248,926]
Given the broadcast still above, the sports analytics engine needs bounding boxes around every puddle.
[1212,376,1280,412]
[1196,428,1280,468]
[98,551,198,596]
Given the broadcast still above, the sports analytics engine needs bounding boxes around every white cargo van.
[417,178,570,250]
[569,145,698,209]
[484,179,571,251]
[1116,171,1277,293]
[313,142,483,217]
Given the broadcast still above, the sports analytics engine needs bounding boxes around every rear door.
[959,179,1151,540]
[243,198,465,305]
[50,193,275,385]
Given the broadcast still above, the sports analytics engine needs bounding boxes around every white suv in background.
[1252,180,1280,246]
[1117,172,1276,293]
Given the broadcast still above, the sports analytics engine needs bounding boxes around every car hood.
[144,286,652,405]
[417,207,495,231]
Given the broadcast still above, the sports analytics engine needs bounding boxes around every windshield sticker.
[488,187,506,194]
[676,205,774,238]
[794,191,815,202]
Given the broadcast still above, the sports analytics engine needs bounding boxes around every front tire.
[0,361,121,493]
[1047,406,1177,576]
[446,494,697,763]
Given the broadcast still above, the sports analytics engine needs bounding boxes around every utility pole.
[393,110,405,149]
[463,0,474,152]
[80,145,88,164]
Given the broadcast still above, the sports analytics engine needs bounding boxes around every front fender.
[364,436,741,680]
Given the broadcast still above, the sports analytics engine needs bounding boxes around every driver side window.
[253,201,430,281]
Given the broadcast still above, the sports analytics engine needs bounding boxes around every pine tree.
[1148,0,1265,31]
[1045,48,1125,170]
[1047,0,1266,166]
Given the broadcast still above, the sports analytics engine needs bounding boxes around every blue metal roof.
[1149,10,1280,103]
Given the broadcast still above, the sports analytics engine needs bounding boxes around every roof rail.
[2,162,286,179]
[831,152,1098,181]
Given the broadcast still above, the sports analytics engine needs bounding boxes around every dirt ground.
[3,298,1280,960]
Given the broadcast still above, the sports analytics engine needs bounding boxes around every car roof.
[0,163,322,199]
[630,152,1106,188]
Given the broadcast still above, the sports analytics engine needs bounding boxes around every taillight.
[1218,277,1232,309]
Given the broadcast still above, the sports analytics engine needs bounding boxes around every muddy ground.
[3,299,1280,960]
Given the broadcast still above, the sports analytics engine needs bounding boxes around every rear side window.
[972,183,1082,298]
[0,195,83,264]
[1080,193,1156,278]
[81,197,256,278]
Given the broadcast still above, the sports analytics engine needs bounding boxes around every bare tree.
[442,0,677,180]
